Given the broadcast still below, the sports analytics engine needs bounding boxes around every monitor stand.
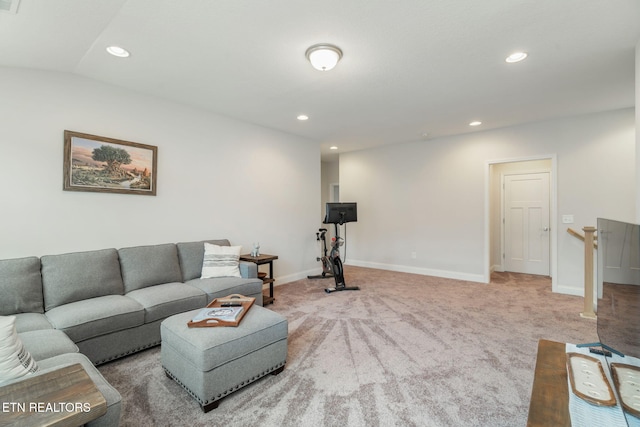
[324,223,359,294]
[325,284,360,293]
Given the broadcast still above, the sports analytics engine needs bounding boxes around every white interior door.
[504,173,550,275]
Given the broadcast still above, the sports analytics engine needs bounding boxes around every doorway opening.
[329,183,339,202]
[487,156,557,289]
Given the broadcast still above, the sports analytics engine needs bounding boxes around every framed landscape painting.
[63,130,157,196]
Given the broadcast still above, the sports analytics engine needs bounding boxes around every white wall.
[320,160,339,221]
[340,108,636,295]
[0,67,321,283]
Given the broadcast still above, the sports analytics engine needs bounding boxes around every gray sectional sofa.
[0,239,263,427]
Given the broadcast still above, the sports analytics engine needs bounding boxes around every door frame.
[485,154,558,291]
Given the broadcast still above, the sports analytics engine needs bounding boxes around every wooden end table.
[527,339,570,426]
[0,363,107,427]
[240,254,278,305]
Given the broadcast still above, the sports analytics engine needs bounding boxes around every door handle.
[543,227,549,232]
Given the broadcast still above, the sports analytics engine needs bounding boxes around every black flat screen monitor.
[324,202,357,225]
[596,217,640,426]
[596,217,640,360]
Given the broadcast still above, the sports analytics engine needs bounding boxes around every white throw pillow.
[201,243,242,278]
[0,315,39,386]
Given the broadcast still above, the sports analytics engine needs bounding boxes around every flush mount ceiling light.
[297,114,309,121]
[305,44,343,71]
[0,0,21,14]
[330,146,338,150]
[505,52,528,63]
[469,121,482,126]
[106,46,130,58]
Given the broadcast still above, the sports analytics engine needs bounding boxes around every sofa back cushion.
[41,249,124,311]
[0,257,44,315]
[176,239,230,281]
[118,243,182,292]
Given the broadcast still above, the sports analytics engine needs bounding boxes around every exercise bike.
[324,222,360,294]
[307,228,334,279]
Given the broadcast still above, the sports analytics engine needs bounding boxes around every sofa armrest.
[239,261,257,279]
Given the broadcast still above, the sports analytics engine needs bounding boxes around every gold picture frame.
[63,130,157,196]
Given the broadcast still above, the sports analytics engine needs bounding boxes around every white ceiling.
[1,0,639,161]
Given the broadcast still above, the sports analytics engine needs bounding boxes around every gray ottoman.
[161,305,287,412]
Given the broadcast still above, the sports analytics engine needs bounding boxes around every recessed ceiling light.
[469,121,482,126]
[297,114,309,121]
[505,52,528,63]
[106,46,130,58]
[330,146,338,150]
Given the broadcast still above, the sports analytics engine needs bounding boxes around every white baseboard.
[555,283,584,296]
[274,268,319,286]
[277,264,584,296]
[344,259,486,283]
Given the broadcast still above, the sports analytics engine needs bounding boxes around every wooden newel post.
[580,226,597,319]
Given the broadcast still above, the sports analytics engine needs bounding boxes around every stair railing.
[567,227,597,319]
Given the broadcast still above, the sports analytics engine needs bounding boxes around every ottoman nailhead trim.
[95,341,161,365]
[163,361,286,407]
[164,368,209,406]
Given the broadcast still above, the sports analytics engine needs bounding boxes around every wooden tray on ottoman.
[187,294,255,328]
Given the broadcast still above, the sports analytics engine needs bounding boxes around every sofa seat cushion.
[126,282,206,323]
[41,249,124,311]
[19,329,79,361]
[45,295,144,343]
[0,256,44,315]
[14,313,53,333]
[118,244,183,293]
[186,277,263,303]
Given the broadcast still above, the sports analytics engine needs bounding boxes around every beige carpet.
[99,267,598,426]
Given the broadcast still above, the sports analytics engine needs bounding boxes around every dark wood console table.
[527,339,571,426]
[240,253,278,305]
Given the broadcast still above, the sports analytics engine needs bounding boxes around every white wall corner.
[636,40,640,223]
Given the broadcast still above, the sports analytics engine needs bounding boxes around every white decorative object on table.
[251,242,260,257]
